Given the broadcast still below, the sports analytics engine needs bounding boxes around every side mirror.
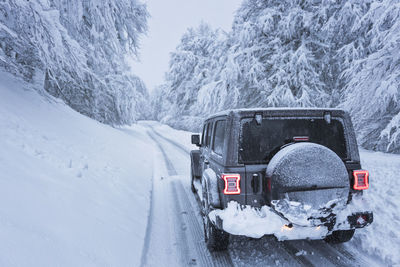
[191,134,201,147]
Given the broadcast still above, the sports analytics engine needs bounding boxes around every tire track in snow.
[145,130,193,266]
[174,180,234,267]
[306,240,368,266]
[279,241,315,266]
[147,126,234,267]
[146,124,190,154]
[170,179,198,266]
[304,241,353,266]
[140,131,179,267]
[147,130,177,175]
[171,181,214,266]
[139,163,154,267]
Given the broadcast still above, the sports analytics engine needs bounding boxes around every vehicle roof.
[206,108,347,120]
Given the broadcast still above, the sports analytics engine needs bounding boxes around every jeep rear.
[191,108,373,250]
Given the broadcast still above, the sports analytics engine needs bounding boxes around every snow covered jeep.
[190,108,373,251]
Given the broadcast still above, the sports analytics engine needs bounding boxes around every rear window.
[239,117,347,164]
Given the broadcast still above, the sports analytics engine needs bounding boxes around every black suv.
[190,108,373,251]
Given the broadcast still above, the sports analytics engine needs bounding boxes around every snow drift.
[0,71,153,266]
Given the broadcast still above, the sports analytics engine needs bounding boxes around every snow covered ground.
[347,148,400,265]
[0,71,154,266]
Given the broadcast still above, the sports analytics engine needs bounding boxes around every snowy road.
[137,123,382,267]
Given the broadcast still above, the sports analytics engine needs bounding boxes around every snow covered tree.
[154,0,400,153]
[154,23,228,130]
[340,0,400,153]
[0,0,149,125]
[154,0,334,130]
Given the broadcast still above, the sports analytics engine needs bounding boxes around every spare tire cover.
[266,142,349,210]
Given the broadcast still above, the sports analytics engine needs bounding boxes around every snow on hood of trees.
[152,0,400,153]
[0,0,149,125]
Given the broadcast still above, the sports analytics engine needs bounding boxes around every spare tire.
[266,142,349,211]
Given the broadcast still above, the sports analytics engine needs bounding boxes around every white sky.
[129,0,242,92]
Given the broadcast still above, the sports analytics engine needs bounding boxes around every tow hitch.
[348,212,373,228]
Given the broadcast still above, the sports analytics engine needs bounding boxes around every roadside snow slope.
[346,148,400,265]
[0,71,153,266]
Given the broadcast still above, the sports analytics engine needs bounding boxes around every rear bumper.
[215,211,374,229]
[209,200,373,241]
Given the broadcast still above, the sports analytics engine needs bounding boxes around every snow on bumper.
[208,196,373,241]
[333,194,373,230]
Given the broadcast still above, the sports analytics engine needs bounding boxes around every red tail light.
[222,174,241,195]
[293,136,309,142]
[353,170,369,190]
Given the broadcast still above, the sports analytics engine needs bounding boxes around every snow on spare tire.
[266,142,349,226]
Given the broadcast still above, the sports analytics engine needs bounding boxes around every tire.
[266,142,350,212]
[325,229,355,244]
[201,184,229,251]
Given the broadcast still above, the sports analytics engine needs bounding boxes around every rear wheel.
[202,185,229,251]
[325,229,355,244]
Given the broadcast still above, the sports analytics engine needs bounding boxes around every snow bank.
[346,148,400,265]
[0,71,153,266]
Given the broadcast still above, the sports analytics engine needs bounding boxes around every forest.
[1,0,399,153]
[0,0,149,125]
[152,0,400,153]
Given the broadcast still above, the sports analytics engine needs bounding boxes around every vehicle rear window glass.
[239,117,347,164]
[206,122,212,147]
[212,120,226,155]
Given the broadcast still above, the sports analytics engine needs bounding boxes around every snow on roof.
[208,107,346,119]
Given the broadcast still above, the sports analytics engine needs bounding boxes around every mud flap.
[190,150,201,178]
[202,169,222,209]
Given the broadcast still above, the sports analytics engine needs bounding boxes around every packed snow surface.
[0,71,153,266]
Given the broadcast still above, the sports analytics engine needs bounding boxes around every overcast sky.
[129,0,242,92]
